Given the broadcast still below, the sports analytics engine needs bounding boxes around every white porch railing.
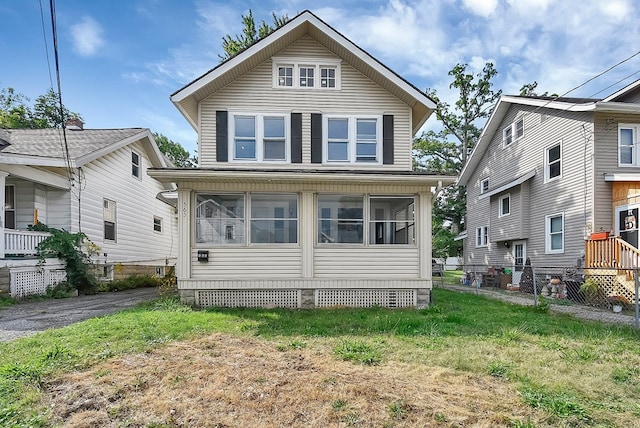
[4,229,51,256]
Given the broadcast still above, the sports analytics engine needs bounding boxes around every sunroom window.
[196,194,245,245]
[369,197,415,244]
[317,195,364,243]
[250,194,298,244]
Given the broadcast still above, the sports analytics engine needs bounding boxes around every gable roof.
[458,86,640,186]
[171,10,435,135]
[0,128,168,168]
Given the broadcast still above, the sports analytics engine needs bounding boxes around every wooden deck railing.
[585,236,640,271]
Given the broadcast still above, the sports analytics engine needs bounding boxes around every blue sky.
[2,0,640,155]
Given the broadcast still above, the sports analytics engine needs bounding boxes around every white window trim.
[475,226,488,248]
[480,178,489,194]
[322,115,383,165]
[103,198,117,242]
[131,150,142,180]
[228,112,290,163]
[545,212,564,254]
[272,57,342,90]
[498,194,510,218]
[153,216,163,233]
[544,140,562,183]
[502,117,524,147]
[618,124,640,167]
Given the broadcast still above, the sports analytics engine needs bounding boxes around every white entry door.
[512,241,526,285]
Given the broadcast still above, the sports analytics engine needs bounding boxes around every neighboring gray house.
[458,80,640,290]
[0,124,177,297]
[148,10,455,309]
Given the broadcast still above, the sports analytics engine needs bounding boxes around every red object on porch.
[589,232,609,240]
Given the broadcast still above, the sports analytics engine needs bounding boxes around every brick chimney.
[65,117,84,130]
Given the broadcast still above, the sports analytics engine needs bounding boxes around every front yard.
[1,288,639,427]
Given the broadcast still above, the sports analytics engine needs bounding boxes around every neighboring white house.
[0,123,177,297]
[458,80,640,295]
[148,10,455,309]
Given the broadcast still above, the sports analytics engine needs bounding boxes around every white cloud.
[461,0,498,17]
[70,16,105,57]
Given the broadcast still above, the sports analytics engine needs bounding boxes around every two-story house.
[148,10,455,308]
[0,123,177,297]
[458,80,640,298]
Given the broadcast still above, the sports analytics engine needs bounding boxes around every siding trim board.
[479,169,536,200]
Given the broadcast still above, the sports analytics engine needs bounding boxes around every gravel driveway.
[0,287,159,342]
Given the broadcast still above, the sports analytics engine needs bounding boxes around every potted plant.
[607,295,629,313]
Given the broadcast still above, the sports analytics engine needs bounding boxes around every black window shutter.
[216,111,228,162]
[383,114,394,164]
[311,113,322,164]
[291,113,302,163]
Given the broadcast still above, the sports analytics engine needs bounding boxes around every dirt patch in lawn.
[46,334,542,427]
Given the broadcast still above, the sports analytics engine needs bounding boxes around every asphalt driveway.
[0,287,159,342]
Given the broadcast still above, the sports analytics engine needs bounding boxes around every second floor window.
[619,125,640,166]
[545,141,562,182]
[131,151,141,178]
[324,116,381,164]
[231,114,288,162]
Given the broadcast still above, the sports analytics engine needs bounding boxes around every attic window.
[273,57,341,90]
[503,117,524,147]
[131,151,141,178]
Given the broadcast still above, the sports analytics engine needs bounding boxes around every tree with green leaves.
[0,86,81,129]
[220,10,289,60]
[153,132,197,168]
[413,62,502,256]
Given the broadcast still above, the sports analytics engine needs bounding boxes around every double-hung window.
[4,185,15,229]
[619,124,640,166]
[325,116,382,164]
[476,226,488,247]
[153,216,162,233]
[231,114,288,162]
[103,199,116,241]
[131,151,141,179]
[545,212,564,253]
[277,65,293,87]
[503,117,524,147]
[545,141,562,182]
[196,194,245,245]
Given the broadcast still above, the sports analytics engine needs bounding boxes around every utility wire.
[38,0,54,89]
[48,0,74,186]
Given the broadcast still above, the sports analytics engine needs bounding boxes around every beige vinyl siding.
[199,36,413,170]
[314,247,419,277]
[593,112,640,232]
[466,104,594,267]
[182,179,430,280]
[78,141,177,265]
[191,248,302,278]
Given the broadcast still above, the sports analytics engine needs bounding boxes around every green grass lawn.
[1,289,639,426]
